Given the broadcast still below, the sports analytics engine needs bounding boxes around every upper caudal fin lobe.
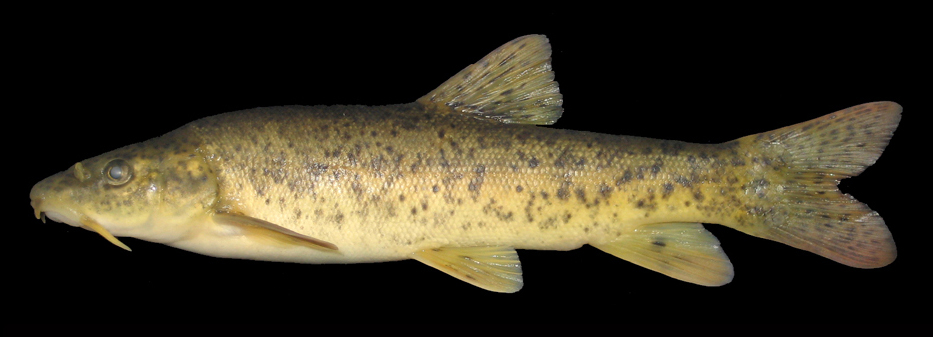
[738,101,901,269]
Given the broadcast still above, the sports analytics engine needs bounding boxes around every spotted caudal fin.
[736,101,901,268]
[416,35,563,125]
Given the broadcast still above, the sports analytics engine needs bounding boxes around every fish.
[29,35,900,293]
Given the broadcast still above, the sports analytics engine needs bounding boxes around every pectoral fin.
[412,246,523,293]
[591,222,734,286]
[213,213,338,251]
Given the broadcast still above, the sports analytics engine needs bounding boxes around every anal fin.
[412,246,523,293]
[213,213,338,251]
[591,222,734,286]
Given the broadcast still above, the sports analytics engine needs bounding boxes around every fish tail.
[734,101,901,268]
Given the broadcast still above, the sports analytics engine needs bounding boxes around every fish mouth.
[31,200,132,252]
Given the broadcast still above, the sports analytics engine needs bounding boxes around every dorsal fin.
[416,35,563,125]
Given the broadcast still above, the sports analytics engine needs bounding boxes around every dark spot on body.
[651,159,664,175]
[575,188,586,204]
[693,191,704,201]
[616,170,633,186]
[538,216,558,230]
[599,184,612,198]
[557,186,570,200]
[662,183,674,198]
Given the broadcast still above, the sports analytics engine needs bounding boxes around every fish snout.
[30,198,44,222]
[30,166,84,225]
[30,175,55,221]
[31,169,134,251]
[30,175,64,225]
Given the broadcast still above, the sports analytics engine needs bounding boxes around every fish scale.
[30,35,899,292]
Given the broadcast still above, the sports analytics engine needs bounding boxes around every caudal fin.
[739,101,901,268]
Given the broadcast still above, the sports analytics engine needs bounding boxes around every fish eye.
[103,159,133,185]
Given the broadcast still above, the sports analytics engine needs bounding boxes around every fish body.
[30,35,899,292]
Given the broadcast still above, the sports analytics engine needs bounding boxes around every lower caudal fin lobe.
[740,101,901,268]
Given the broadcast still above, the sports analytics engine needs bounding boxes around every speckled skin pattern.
[30,99,899,270]
[30,34,897,273]
[176,102,776,262]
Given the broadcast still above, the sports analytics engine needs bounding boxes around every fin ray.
[213,213,338,251]
[417,35,563,125]
[412,246,523,293]
[592,223,734,286]
[738,101,900,268]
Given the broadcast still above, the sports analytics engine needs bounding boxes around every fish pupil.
[109,166,123,180]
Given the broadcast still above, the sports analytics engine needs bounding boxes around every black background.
[9,4,925,326]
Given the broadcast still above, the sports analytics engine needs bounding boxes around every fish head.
[30,136,219,251]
